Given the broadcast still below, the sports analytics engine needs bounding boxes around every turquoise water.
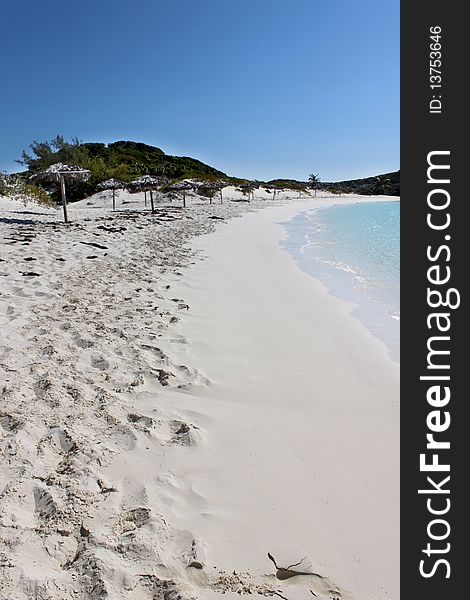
[280,201,400,361]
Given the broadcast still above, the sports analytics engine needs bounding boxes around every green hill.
[322,171,400,196]
[268,171,400,196]
[15,136,399,201]
[17,137,230,201]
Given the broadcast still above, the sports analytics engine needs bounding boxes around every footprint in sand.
[175,364,211,389]
[74,336,95,349]
[10,285,30,297]
[33,376,58,407]
[33,486,59,520]
[0,413,23,433]
[90,354,109,371]
[44,532,79,567]
[140,344,169,362]
[105,424,137,452]
[167,420,199,446]
[40,344,55,357]
[121,507,151,530]
[42,427,78,455]
[127,413,155,430]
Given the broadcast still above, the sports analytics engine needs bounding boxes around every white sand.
[0,190,399,599]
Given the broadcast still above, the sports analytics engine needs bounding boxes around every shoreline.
[164,197,399,600]
[0,192,399,600]
[280,199,400,362]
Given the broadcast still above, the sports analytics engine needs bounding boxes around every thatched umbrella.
[192,180,226,205]
[127,175,169,212]
[195,181,215,205]
[264,183,280,201]
[239,182,257,202]
[212,180,227,204]
[97,178,126,211]
[29,162,90,223]
[168,180,193,208]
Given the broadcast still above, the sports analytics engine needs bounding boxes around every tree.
[308,173,320,197]
[16,136,231,202]
[374,176,392,195]
[0,171,8,196]
[17,136,86,172]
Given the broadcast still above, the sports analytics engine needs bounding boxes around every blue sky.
[0,0,399,181]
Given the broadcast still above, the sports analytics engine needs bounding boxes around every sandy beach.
[0,189,399,600]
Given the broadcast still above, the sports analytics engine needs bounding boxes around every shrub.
[22,184,54,206]
[0,172,8,195]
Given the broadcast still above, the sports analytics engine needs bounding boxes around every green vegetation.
[308,173,320,186]
[1,171,53,206]
[13,136,400,203]
[23,184,54,206]
[308,173,320,197]
[18,136,229,202]
[373,175,393,195]
[321,171,400,196]
[237,182,257,201]
[266,179,307,190]
[197,186,217,201]
[0,172,8,196]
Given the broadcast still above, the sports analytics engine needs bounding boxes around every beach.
[0,190,399,600]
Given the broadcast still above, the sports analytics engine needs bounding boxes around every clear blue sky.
[0,0,399,181]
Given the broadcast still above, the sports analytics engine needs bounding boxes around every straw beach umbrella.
[127,175,169,212]
[29,162,90,223]
[239,182,256,202]
[97,178,126,211]
[194,180,214,205]
[168,180,193,207]
[212,180,227,204]
[264,183,279,201]
[192,180,225,205]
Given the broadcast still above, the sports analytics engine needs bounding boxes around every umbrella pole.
[112,189,116,211]
[220,189,223,204]
[144,191,147,207]
[183,189,186,208]
[60,175,68,224]
[150,190,155,212]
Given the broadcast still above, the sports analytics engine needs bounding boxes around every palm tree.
[374,176,392,195]
[308,173,320,197]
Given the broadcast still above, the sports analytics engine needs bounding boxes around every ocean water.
[280,201,400,361]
